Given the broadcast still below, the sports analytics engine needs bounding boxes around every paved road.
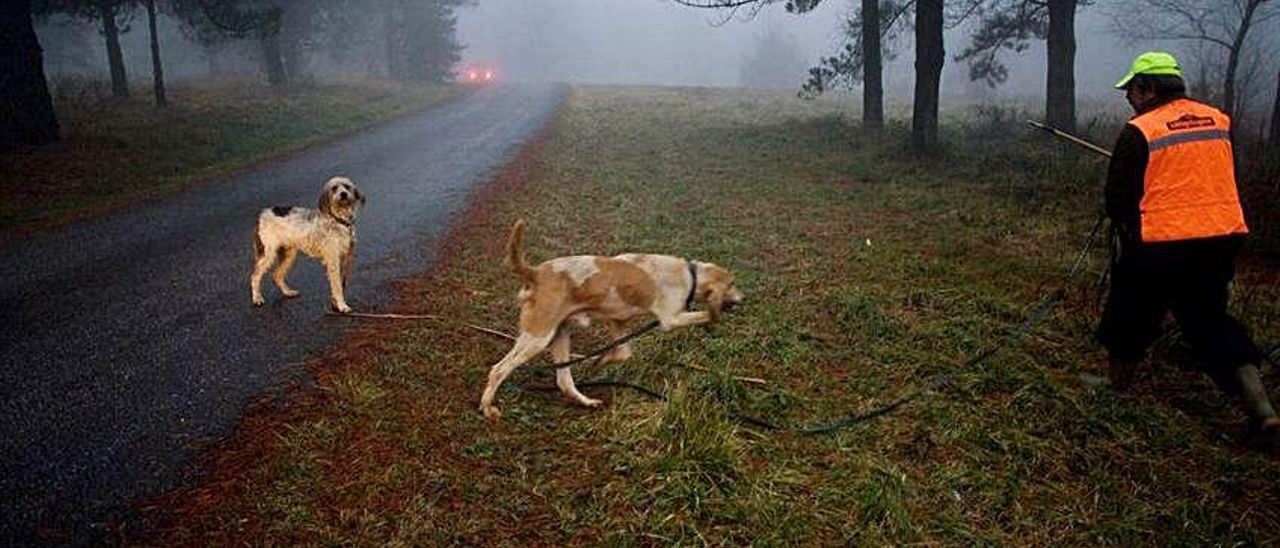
[0,82,566,545]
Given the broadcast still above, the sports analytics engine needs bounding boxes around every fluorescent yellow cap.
[1115,51,1183,89]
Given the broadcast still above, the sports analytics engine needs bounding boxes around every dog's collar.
[685,261,698,311]
[333,216,353,228]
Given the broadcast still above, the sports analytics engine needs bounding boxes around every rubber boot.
[1237,364,1279,452]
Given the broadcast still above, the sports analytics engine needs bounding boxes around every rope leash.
[778,213,1108,434]
[333,213,1108,435]
[336,121,1271,434]
[538,321,661,370]
[332,311,517,341]
[332,311,664,370]
[536,213,1108,435]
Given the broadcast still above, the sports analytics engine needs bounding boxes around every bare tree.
[801,1,911,129]
[740,23,806,89]
[1109,0,1279,116]
[675,0,891,128]
[35,0,135,97]
[958,0,1088,132]
[2,0,60,149]
[171,0,287,86]
[1272,69,1280,144]
[913,0,944,147]
[383,0,403,79]
[676,0,961,143]
[862,0,884,127]
[1044,0,1076,131]
[97,0,130,96]
[369,0,468,82]
[143,0,165,106]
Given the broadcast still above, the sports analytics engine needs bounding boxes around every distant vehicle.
[461,64,495,85]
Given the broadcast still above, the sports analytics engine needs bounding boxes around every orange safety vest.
[1127,98,1248,243]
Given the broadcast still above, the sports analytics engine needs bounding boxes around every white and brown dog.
[250,176,365,313]
[479,219,745,419]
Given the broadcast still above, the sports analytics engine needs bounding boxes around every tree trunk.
[0,0,59,150]
[383,10,397,79]
[384,5,404,80]
[145,0,166,107]
[1270,69,1279,145]
[861,0,883,128]
[1223,0,1262,117]
[1191,60,1212,103]
[261,33,287,87]
[281,38,302,84]
[912,0,944,148]
[98,1,129,97]
[280,3,311,85]
[1045,0,1076,132]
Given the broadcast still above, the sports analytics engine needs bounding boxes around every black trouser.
[1097,234,1261,394]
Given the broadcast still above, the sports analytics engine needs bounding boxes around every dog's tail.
[506,219,536,284]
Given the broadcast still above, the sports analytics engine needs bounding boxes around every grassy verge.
[135,86,1279,546]
[0,80,463,239]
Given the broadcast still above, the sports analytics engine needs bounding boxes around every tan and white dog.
[479,219,744,419]
[250,176,365,313]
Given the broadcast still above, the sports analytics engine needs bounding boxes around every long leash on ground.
[335,123,1276,431]
[722,127,1112,433]
[537,320,662,369]
[333,311,665,369]
[336,311,775,396]
[780,212,1109,434]
[334,311,517,340]
[335,169,1109,435]
[527,213,1107,435]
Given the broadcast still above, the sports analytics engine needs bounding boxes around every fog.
[36,0,1140,96]
[33,0,1280,125]
[456,0,846,88]
[455,2,1177,100]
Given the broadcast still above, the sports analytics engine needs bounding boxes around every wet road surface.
[0,82,566,545]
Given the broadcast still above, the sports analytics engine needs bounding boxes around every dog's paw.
[581,397,604,408]
[281,289,299,298]
[252,296,265,307]
[332,302,352,314]
[481,405,503,420]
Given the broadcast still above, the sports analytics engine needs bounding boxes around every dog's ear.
[355,187,366,205]
[706,283,726,323]
[317,187,334,217]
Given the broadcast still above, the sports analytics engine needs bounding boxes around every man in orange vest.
[1099,51,1278,448]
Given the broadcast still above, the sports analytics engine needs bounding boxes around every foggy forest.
[7,0,1280,142]
[3,0,1280,546]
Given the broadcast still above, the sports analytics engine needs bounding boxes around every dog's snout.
[339,191,349,200]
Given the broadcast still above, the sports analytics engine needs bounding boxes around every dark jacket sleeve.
[1105,124,1148,234]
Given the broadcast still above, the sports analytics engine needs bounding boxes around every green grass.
[0,79,463,238]
[133,86,1280,546]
